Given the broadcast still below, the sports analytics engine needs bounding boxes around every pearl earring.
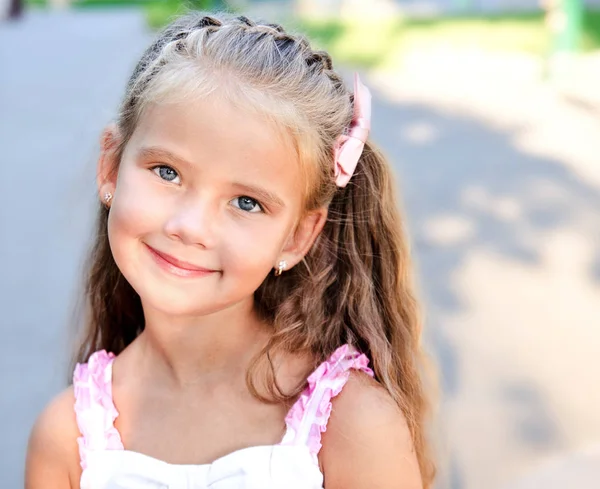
[104,192,112,204]
[274,260,287,276]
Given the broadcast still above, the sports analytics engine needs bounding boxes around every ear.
[279,207,328,270]
[97,123,122,206]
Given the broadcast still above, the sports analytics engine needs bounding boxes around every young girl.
[25,12,434,489]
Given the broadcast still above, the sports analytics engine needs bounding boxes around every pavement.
[1,7,599,489]
[367,45,600,489]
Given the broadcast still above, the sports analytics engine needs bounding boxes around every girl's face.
[98,95,326,317]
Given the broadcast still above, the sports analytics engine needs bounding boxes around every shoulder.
[320,372,423,489]
[25,387,81,489]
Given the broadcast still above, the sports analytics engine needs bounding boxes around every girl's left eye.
[152,165,180,183]
[231,196,263,213]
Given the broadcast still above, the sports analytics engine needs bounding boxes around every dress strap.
[281,344,374,461]
[73,350,124,471]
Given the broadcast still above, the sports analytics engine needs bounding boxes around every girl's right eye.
[152,165,180,184]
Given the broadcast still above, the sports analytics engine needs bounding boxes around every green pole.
[554,0,584,53]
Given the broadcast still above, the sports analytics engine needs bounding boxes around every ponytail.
[255,141,435,487]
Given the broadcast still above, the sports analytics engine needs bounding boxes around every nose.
[163,195,218,248]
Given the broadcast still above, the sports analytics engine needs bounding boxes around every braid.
[235,15,254,27]
[230,15,348,98]
[155,13,348,101]
[306,50,346,93]
[194,15,222,28]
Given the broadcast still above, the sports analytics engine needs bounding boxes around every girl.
[25,12,434,489]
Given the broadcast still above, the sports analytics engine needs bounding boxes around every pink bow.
[333,73,372,188]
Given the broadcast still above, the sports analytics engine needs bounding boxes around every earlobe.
[97,123,121,205]
[280,208,328,270]
[274,260,288,276]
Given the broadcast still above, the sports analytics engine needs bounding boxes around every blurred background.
[1,0,599,488]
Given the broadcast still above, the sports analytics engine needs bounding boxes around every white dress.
[73,344,374,489]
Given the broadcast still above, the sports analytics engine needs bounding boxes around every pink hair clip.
[333,73,372,188]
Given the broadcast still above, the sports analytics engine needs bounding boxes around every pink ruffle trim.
[283,344,374,458]
[73,350,123,470]
[73,345,373,470]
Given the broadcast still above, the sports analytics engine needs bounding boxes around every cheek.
[108,166,164,239]
[220,219,287,275]
[106,166,168,281]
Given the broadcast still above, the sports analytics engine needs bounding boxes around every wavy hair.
[74,12,435,486]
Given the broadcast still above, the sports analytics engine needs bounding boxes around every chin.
[135,281,223,317]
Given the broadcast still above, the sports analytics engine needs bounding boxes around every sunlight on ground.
[366,56,600,489]
[400,120,441,145]
[446,228,600,488]
[371,55,600,190]
[421,215,476,246]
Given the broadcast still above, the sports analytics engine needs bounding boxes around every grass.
[145,0,201,29]
[144,0,241,29]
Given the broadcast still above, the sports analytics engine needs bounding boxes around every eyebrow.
[137,146,286,209]
[137,146,193,168]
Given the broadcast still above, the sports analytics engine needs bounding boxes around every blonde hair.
[76,12,435,486]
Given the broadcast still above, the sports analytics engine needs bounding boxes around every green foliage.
[145,0,234,30]
[146,0,188,29]
[581,10,600,51]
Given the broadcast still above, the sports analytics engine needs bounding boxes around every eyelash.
[150,164,265,214]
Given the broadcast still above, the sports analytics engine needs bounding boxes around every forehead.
[126,94,304,203]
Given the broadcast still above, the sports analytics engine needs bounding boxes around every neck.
[136,297,271,389]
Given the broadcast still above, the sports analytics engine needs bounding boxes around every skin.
[25,93,422,489]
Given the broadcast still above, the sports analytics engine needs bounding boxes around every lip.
[145,244,217,278]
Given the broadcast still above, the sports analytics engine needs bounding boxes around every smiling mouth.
[144,244,217,277]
